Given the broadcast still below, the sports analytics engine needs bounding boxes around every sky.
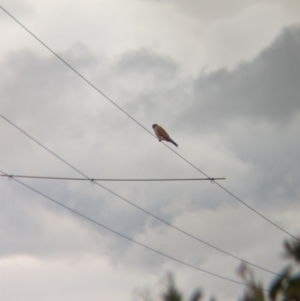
[0,0,300,300]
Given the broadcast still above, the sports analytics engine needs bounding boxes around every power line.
[0,169,272,291]
[0,114,284,277]
[0,6,153,137]
[165,147,300,243]
[0,174,225,182]
[1,6,298,243]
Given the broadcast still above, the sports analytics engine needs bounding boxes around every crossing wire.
[0,114,285,277]
[1,6,298,243]
[0,168,272,292]
[0,175,225,182]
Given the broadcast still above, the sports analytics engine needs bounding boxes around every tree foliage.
[137,239,300,301]
[238,238,300,301]
[161,274,202,301]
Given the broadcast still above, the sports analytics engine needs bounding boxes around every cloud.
[169,0,300,23]
[1,25,300,258]
[115,48,178,79]
[180,26,300,131]
[0,1,34,19]
[1,20,300,301]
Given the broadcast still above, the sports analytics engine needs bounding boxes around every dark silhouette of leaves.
[269,266,292,301]
[162,275,182,301]
[283,239,300,263]
[189,290,202,301]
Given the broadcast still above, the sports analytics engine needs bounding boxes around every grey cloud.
[0,2,34,20]
[103,25,300,237]
[176,26,300,205]
[106,49,189,124]
[115,48,178,80]
[181,26,300,131]
[1,49,81,121]
[111,27,300,133]
[3,4,300,301]
[0,27,299,294]
[168,0,264,21]
[162,0,300,23]
[139,0,255,19]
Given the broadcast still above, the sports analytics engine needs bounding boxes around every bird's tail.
[167,138,178,147]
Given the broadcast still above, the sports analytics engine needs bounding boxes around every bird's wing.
[157,126,170,139]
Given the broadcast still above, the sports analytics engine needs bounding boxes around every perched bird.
[152,124,178,147]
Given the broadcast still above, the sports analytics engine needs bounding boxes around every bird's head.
[152,124,158,129]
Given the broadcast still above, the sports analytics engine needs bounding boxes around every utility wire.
[0,169,272,292]
[0,174,225,182]
[1,6,298,243]
[164,147,300,243]
[0,114,284,277]
[0,6,153,137]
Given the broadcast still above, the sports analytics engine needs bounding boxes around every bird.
[152,124,178,147]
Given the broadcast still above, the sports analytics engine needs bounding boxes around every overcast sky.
[1,1,300,300]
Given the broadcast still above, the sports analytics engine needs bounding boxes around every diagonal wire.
[1,5,298,243]
[0,114,284,277]
[164,146,300,243]
[0,6,153,136]
[0,168,272,291]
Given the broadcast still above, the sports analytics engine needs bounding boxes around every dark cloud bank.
[182,26,300,129]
